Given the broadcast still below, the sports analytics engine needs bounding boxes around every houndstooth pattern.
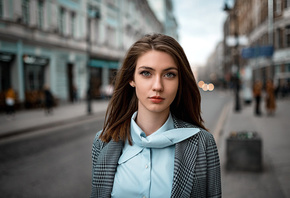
[91,117,221,198]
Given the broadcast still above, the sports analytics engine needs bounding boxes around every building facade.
[203,41,224,88]
[0,0,165,110]
[223,0,290,91]
[147,0,178,40]
[247,0,290,88]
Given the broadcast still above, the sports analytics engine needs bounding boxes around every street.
[0,90,231,197]
[0,117,104,198]
[200,90,231,133]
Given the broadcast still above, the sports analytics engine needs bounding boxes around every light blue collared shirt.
[111,112,200,198]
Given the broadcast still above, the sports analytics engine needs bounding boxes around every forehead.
[136,50,177,69]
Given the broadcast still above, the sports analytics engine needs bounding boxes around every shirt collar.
[131,111,175,139]
[118,112,200,164]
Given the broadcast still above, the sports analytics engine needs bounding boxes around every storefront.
[0,52,15,110]
[0,38,88,107]
[23,54,49,108]
[88,59,119,99]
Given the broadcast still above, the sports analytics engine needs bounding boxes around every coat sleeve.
[90,131,103,198]
[206,133,222,198]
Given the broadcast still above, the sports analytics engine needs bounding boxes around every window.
[90,67,102,98]
[94,20,100,43]
[22,0,30,25]
[286,63,290,72]
[28,71,35,90]
[38,0,44,29]
[275,65,280,73]
[25,65,44,91]
[0,62,11,92]
[275,28,283,48]
[285,0,290,8]
[275,0,282,15]
[70,12,75,37]
[58,7,65,35]
[0,0,3,18]
[286,26,290,47]
[106,26,116,47]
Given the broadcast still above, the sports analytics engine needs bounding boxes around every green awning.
[89,59,119,69]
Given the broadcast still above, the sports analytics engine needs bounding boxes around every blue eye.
[164,73,176,78]
[140,71,151,77]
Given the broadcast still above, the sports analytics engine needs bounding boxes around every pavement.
[0,94,289,197]
[219,97,290,198]
[0,100,109,139]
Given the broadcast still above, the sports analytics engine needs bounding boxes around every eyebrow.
[138,66,178,71]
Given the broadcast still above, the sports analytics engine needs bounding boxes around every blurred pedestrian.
[43,85,54,115]
[73,85,78,103]
[253,80,262,116]
[104,84,114,98]
[265,79,276,115]
[90,34,221,198]
[5,87,16,119]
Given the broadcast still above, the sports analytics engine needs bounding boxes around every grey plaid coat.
[91,116,221,198]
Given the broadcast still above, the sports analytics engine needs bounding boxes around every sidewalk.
[219,98,290,198]
[0,100,109,139]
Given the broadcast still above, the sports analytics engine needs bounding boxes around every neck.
[135,109,170,136]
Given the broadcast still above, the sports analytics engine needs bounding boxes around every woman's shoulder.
[93,131,107,148]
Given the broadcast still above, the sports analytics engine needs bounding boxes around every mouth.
[149,96,165,103]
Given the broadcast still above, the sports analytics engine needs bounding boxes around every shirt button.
[145,165,148,169]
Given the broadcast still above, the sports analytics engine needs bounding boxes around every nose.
[152,76,163,92]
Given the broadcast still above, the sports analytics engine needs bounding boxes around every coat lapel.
[95,140,123,196]
[171,134,199,197]
[171,117,200,197]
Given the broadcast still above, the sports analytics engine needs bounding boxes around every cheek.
[171,87,179,100]
[134,79,146,91]
[134,83,146,99]
[170,80,179,95]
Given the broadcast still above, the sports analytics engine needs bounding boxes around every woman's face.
[130,50,179,116]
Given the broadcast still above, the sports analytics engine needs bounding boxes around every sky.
[173,0,229,67]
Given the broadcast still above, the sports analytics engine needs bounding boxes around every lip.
[149,96,165,103]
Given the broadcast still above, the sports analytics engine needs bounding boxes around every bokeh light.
[208,83,214,91]
[198,81,205,88]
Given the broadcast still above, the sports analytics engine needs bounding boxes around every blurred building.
[223,0,290,91]
[223,0,247,90]
[147,0,178,40]
[203,41,224,88]
[0,0,169,109]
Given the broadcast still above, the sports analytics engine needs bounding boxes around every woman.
[253,80,262,116]
[5,87,16,117]
[43,85,54,115]
[91,34,221,198]
[265,79,276,115]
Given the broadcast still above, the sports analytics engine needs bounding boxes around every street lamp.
[86,7,101,115]
[87,17,92,115]
[223,1,241,112]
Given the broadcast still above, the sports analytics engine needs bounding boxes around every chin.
[147,105,170,114]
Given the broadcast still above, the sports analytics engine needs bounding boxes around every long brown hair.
[100,34,206,144]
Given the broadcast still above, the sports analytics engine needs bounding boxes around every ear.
[129,81,135,87]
